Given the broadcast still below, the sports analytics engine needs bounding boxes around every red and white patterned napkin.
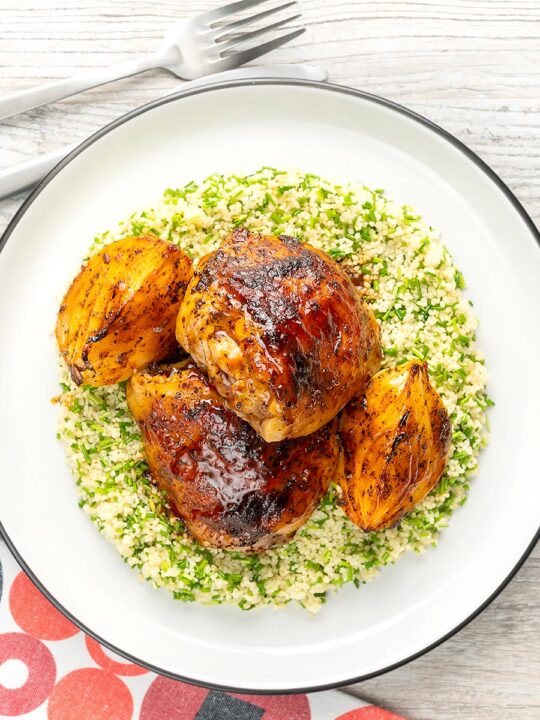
[0,545,405,719]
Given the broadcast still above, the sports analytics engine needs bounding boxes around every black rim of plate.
[1,78,539,695]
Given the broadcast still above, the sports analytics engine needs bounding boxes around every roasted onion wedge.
[339,361,451,531]
[56,236,192,386]
[126,363,340,552]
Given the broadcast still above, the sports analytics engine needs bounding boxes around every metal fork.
[0,0,304,121]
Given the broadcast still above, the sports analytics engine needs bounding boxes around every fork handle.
[0,54,161,121]
[0,144,78,198]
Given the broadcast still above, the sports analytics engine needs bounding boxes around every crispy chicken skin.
[176,229,382,442]
[126,363,340,551]
[56,236,192,386]
[339,361,451,531]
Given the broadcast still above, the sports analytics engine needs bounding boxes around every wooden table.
[1,2,538,718]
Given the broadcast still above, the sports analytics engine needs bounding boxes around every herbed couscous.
[57,168,491,613]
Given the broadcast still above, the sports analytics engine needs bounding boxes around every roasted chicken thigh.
[176,229,381,441]
[126,363,340,551]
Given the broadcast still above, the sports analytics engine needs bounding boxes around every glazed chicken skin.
[176,229,382,442]
[126,363,340,551]
[339,361,451,531]
[56,236,192,386]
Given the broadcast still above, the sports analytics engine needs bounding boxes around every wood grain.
[0,2,538,718]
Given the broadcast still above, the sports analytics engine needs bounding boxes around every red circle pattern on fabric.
[47,668,133,720]
[140,676,311,720]
[0,632,56,716]
[140,677,206,720]
[338,708,406,719]
[84,636,148,677]
[9,572,79,641]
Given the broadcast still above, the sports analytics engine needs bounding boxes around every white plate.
[0,80,539,693]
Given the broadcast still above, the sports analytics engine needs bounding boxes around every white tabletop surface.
[0,2,538,718]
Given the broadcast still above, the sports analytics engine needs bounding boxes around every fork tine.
[214,14,302,53]
[212,27,305,71]
[210,2,297,36]
[198,0,275,26]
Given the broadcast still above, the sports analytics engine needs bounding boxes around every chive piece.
[454,270,466,289]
